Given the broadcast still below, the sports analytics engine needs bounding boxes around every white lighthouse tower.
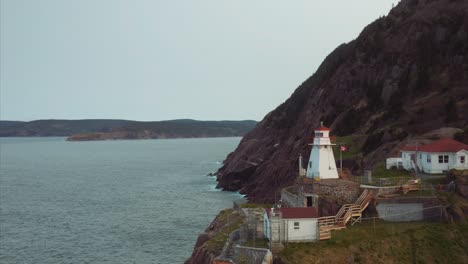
[306,122,339,179]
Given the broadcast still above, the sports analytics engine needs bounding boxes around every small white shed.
[386,157,403,169]
[263,207,319,243]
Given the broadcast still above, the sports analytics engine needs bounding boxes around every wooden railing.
[355,189,369,205]
[317,190,373,240]
[337,205,361,225]
[317,216,335,228]
[334,204,350,222]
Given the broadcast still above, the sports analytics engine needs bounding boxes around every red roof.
[401,138,468,153]
[315,126,330,131]
[401,145,418,151]
[266,207,319,219]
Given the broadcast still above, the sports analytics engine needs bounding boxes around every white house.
[400,138,468,174]
[306,122,339,179]
[263,207,319,244]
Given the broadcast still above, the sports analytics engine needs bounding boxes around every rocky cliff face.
[185,209,243,264]
[217,0,468,202]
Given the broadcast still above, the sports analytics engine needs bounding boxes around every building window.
[294,222,300,230]
[420,153,422,159]
[427,154,431,163]
[315,132,323,137]
[461,156,466,164]
[309,161,312,168]
[438,155,449,163]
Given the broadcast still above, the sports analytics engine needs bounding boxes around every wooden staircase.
[317,189,374,240]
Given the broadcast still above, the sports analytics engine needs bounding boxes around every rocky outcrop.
[185,233,216,264]
[217,0,468,202]
[185,209,244,264]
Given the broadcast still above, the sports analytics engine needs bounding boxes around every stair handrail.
[357,192,373,214]
[318,216,336,228]
[318,190,375,241]
[340,208,353,226]
[355,189,369,205]
[336,190,369,221]
[358,193,372,211]
[335,204,353,222]
[344,205,362,223]
[359,192,372,208]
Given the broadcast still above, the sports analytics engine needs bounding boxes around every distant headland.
[0,119,257,141]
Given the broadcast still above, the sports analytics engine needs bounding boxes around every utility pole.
[415,143,419,178]
[253,221,256,248]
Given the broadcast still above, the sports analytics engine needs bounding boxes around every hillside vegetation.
[279,222,468,264]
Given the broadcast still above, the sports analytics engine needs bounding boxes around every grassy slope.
[332,135,367,160]
[277,172,468,264]
[204,209,244,253]
[351,164,413,186]
[280,222,468,264]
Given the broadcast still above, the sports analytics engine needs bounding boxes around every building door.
[306,196,313,207]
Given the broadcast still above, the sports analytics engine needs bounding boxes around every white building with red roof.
[306,122,339,179]
[263,207,319,243]
[400,138,468,174]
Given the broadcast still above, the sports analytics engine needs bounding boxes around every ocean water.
[0,137,243,264]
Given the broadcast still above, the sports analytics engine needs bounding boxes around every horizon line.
[0,118,259,123]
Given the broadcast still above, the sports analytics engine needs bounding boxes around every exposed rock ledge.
[185,209,243,264]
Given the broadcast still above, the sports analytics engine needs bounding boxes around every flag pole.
[340,146,342,174]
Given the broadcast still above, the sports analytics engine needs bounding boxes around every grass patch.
[242,238,270,249]
[422,176,447,185]
[279,222,468,264]
[438,192,468,218]
[204,209,245,253]
[403,188,434,197]
[352,175,412,186]
[240,203,273,209]
[372,164,412,178]
[332,135,366,159]
[351,164,413,186]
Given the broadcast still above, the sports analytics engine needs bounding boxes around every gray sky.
[1,0,398,121]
